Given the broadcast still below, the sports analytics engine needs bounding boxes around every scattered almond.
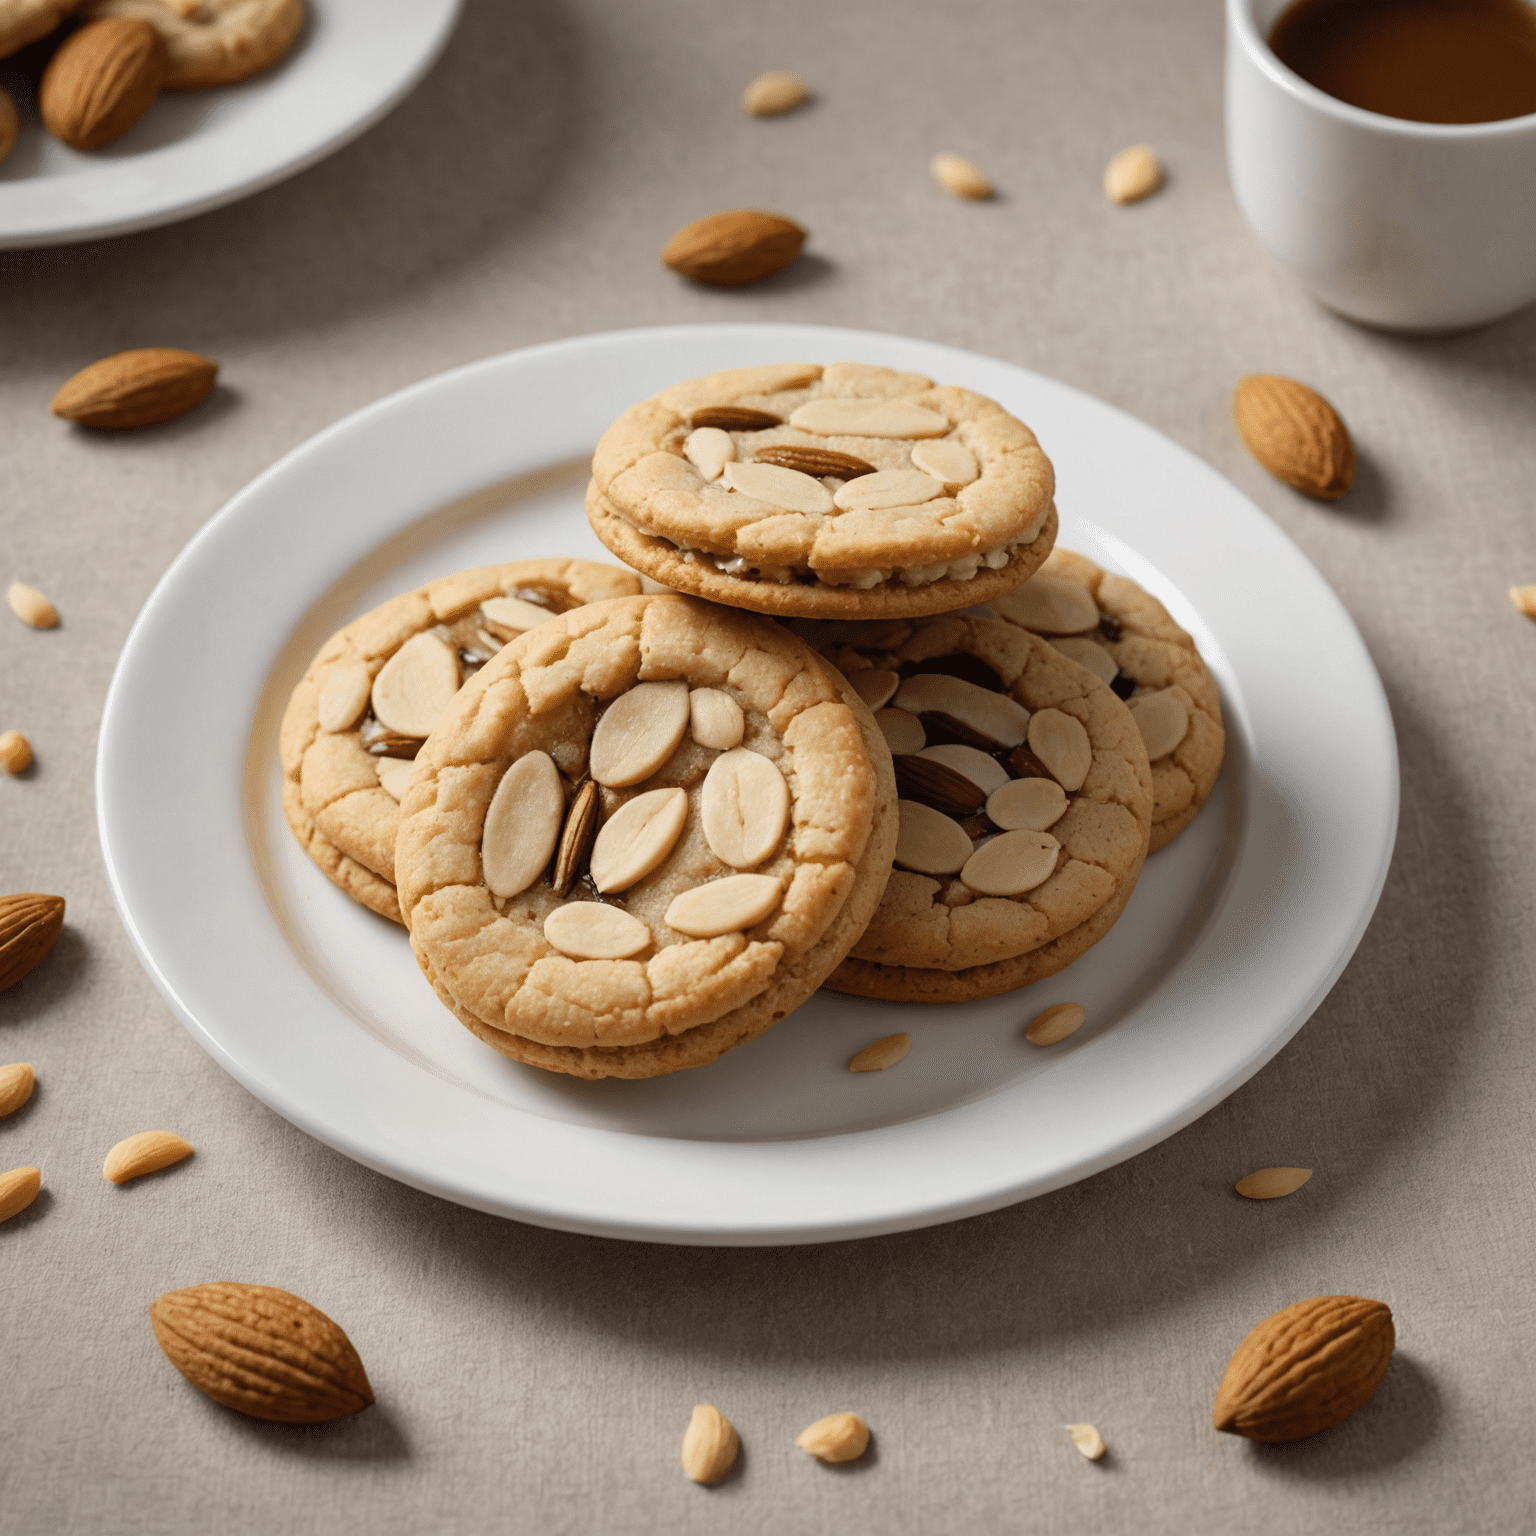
[931,151,992,200]
[796,1411,870,1463]
[0,893,65,994]
[688,688,744,751]
[850,1033,912,1072]
[590,786,689,894]
[0,1063,35,1118]
[0,89,17,166]
[701,748,789,868]
[961,829,1060,897]
[1235,1166,1314,1200]
[149,1282,374,1423]
[1026,708,1091,791]
[681,1402,739,1484]
[1233,373,1356,500]
[1104,143,1162,204]
[0,730,32,775]
[666,874,782,938]
[552,780,601,897]
[104,1129,194,1184]
[1027,1002,1087,1046]
[662,209,806,286]
[8,582,59,629]
[1128,688,1191,760]
[1214,1295,1394,1441]
[0,1166,41,1223]
[40,17,168,151]
[482,751,564,899]
[543,902,652,960]
[744,69,809,117]
[51,347,218,430]
[590,680,691,787]
[1066,1422,1106,1460]
[1508,584,1536,619]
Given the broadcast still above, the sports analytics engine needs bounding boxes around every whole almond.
[0,89,17,167]
[8,582,59,629]
[1233,374,1356,500]
[0,729,33,774]
[849,1032,912,1072]
[1066,1422,1106,1460]
[0,893,65,994]
[149,1282,375,1423]
[1104,144,1163,204]
[104,1129,195,1184]
[680,1402,739,1483]
[1026,1002,1086,1046]
[551,779,601,897]
[754,445,876,480]
[1508,584,1536,618]
[52,348,218,430]
[0,1166,41,1223]
[931,151,993,200]
[796,1411,870,1463]
[1214,1295,1394,1442]
[0,1063,35,1118]
[743,70,809,117]
[663,209,807,287]
[892,753,986,818]
[1235,1166,1314,1200]
[690,406,782,431]
[40,18,168,152]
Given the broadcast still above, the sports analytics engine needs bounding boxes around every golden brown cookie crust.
[394,595,897,1076]
[82,0,303,89]
[279,559,643,924]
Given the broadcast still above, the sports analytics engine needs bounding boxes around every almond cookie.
[1,0,80,59]
[81,0,303,89]
[279,559,642,926]
[393,594,898,1080]
[802,610,1153,1002]
[587,361,1058,619]
[990,549,1226,851]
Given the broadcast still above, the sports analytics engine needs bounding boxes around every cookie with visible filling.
[279,559,642,925]
[989,549,1225,851]
[587,361,1058,618]
[82,0,304,89]
[393,594,898,1080]
[802,610,1152,1002]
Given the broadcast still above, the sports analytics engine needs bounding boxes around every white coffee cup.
[1225,0,1536,331]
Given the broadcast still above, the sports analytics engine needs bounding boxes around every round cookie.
[990,549,1226,851]
[81,0,303,89]
[1,0,79,59]
[587,361,1058,619]
[393,594,898,1080]
[800,611,1153,1001]
[279,559,642,926]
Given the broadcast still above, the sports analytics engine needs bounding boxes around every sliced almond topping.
[1235,1166,1314,1200]
[849,1033,912,1072]
[931,151,993,200]
[683,426,735,481]
[894,799,974,874]
[848,668,899,711]
[962,829,1060,896]
[788,398,949,439]
[666,873,782,937]
[1026,1002,1086,1046]
[7,582,58,629]
[986,776,1068,832]
[589,680,691,787]
[721,458,834,513]
[875,707,926,755]
[370,632,460,737]
[689,687,744,750]
[482,750,564,897]
[701,748,789,868]
[993,574,1100,634]
[1027,708,1092,791]
[1128,688,1190,759]
[589,786,688,893]
[317,661,373,733]
[1066,1423,1106,1460]
[1105,143,1162,204]
[480,594,557,640]
[103,1130,195,1185]
[919,743,1008,794]
[832,468,948,513]
[894,673,1030,749]
[543,902,651,960]
[910,438,979,485]
[1050,636,1118,685]
[374,757,414,802]
[893,755,986,818]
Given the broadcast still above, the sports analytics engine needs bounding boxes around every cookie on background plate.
[587,361,1058,619]
[82,0,304,89]
[279,559,642,926]
[802,610,1153,1003]
[990,549,1225,851]
[393,594,898,1080]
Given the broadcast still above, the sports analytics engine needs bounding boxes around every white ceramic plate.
[97,324,1398,1245]
[0,0,459,249]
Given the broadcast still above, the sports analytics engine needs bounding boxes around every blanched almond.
[103,1129,194,1184]
[0,730,32,775]
[0,1166,41,1222]
[743,69,808,116]
[894,799,973,874]
[894,673,1030,749]
[832,468,947,513]
[986,776,1067,831]
[788,398,949,438]
[681,1403,739,1484]
[1027,1002,1086,1045]
[482,751,564,897]
[961,829,1060,895]
[480,595,556,638]
[590,681,691,787]
[0,1062,34,1117]
[374,757,414,802]
[850,1033,911,1072]
[1105,143,1162,204]
[701,749,789,869]
[848,669,899,711]
[1027,708,1092,791]
[543,903,651,960]
[8,582,58,629]
[1235,1167,1314,1200]
[918,743,1008,794]
[666,874,782,937]
[589,786,689,893]
[910,438,979,485]
[1509,584,1536,618]
[721,458,834,513]
[1066,1422,1106,1460]
[370,632,459,737]
[1128,688,1190,759]
[317,661,372,733]
[683,426,734,482]
[688,688,744,750]
[931,151,992,199]
[796,1412,870,1462]
[994,574,1098,634]
[1050,636,1118,684]
[875,707,925,755]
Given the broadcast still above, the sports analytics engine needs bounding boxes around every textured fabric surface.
[3,0,1535,1530]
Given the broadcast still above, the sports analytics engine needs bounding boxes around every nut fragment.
[1509,584,1536,619]
[8,582,59,629]
[688,687,744,751]
[482,751,564,898]
[0,1062,35,1118]
[1104,143,1162,204]
[993,574,1098,634]
[359,717,420,759]
[1235,1167,1314,1200]
[919,743,1008,795]
[754,445,875,480]
[370,632,460,737]
[931,151,993,199]
[848,669,899,712]
[590,680,691,787]
[50,348,217,430]
[40,17,168,151]
[589,786,689,893]
[0,1166,41,1223]
[543,902,652,960]
[103,1129,194,1184]
[893,754,986,818]
[683,426,735,482]
[722,458,834,513]
[0,730,32,775]
[961,829,1060,896]
[1050,636,1118,684]
[480,594,557,639]
[317,661,372,734]
[373,757,414,802]
[666,874,782,937]
[680,1403,739,1484]
[833,468,949,513]
[663,209,806,286]
[1066,1423,1106,1460]
[895,673,1030,750]
[743,69,808,116]
[0,893,65,994]
[850,1033,912,1072]
[552,780,601,896]
[910,438,979,485]
[1233,374,1356,500]
[789,398,949,439]
[1127,688,1190,760]
[875,708,925,755]
[986,776,1067,832]
[1027,708,1092,791]
[701,748,789,868]
[1026,1002,1086,1046]
[894,799,974,874]
[691,406,782,431]
[796,1411,870,1462]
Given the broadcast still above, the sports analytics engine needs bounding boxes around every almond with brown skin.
[690,406,782,431]
[0,89,18,167]
[149,1282,375,1423]
[52,348,218,430]
[662,209,806,287]
[551,780,600,897]
[893,754,986,817]
[40,18,168,152]
[754,445,876,480]
[1233,374,1356,500]
[1213,1295,1394,1441]
[0,894,64,994]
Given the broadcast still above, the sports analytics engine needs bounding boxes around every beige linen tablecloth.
[4,1,1535,1530]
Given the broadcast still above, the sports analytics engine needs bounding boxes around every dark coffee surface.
[1271,0,1536,123]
